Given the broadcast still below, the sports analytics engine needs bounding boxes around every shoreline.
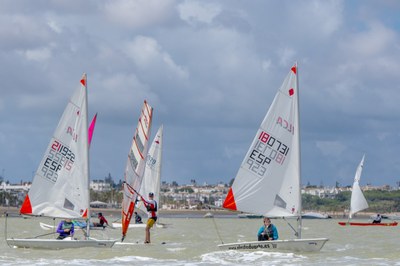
[1,206,395,219]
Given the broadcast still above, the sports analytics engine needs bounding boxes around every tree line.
[302,190,400,213]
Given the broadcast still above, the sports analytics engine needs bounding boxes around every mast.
[83,74,91,239]
[295,62,302,239]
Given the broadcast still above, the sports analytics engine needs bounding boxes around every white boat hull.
[112,222,165,228]
[218,238,329,252]
[6,237,116,249]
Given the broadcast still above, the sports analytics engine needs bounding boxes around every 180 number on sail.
[246,131,289,177]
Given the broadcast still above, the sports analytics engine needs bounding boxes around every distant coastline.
[1,206,393,219]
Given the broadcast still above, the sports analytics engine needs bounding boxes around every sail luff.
[295,63,302,239]
[82,74,91,238]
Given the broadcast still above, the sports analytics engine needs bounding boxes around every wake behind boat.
[218,64,328,252]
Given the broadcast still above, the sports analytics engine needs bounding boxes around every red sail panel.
[223,187,237,211]
[20,194,32,214]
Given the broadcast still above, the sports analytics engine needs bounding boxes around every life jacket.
[264,225,274,239]
[146,200,157,212]
[62,221,73,230]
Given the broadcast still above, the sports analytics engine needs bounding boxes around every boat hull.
[218,238,328,252]
[338,221,398,226]
[237,213,263,219]
[6,237,116,249]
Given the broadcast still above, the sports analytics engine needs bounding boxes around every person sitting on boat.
[141,192,158,244]
[93,212,109,227]
[134,211,143,224]
[56,218,75,240]
[257,217,278,241]
[372,214,382,224]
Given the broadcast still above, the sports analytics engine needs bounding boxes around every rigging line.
[209,209,224,244]
[27,231,57,239]
[5,212,11,248]
[283,217,299,237]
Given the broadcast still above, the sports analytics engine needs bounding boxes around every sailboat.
[121,100,153,241]
[338,155,398,227]
[6,74,116,249]
[113,125,164,229]
[218,64,328,252]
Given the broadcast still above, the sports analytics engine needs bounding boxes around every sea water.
[1,214,399,265]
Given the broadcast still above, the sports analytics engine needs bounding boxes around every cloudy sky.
[1,0,400,187]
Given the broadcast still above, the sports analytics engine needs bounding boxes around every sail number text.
[246,131,289,177]
[41,140,75,183]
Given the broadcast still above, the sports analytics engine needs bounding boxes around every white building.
[90,180,112,192]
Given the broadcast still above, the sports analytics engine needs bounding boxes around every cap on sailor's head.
[149,192,154,197]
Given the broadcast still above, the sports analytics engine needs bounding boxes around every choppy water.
[1,213,399,265]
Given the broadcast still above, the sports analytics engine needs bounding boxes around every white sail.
[349,155,369,219]
[20,75,89,219]
[138,125,163,214]
[223,65,300,218]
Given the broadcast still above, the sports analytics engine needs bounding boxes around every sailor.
[257,217,279,241]
[141,192,158,244]
[56,218,75,239]
[372,214,382,224]
[93,212,109,227]
[134,211,143,224]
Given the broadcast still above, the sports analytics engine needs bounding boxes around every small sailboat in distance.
[218,63,328,252]
[338,155,398,227]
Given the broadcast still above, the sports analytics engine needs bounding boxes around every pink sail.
[88,113,98,146]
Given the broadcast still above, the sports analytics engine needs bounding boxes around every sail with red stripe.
[121,100,153,240]
[222,64,300,218]
[20,74,89,219]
